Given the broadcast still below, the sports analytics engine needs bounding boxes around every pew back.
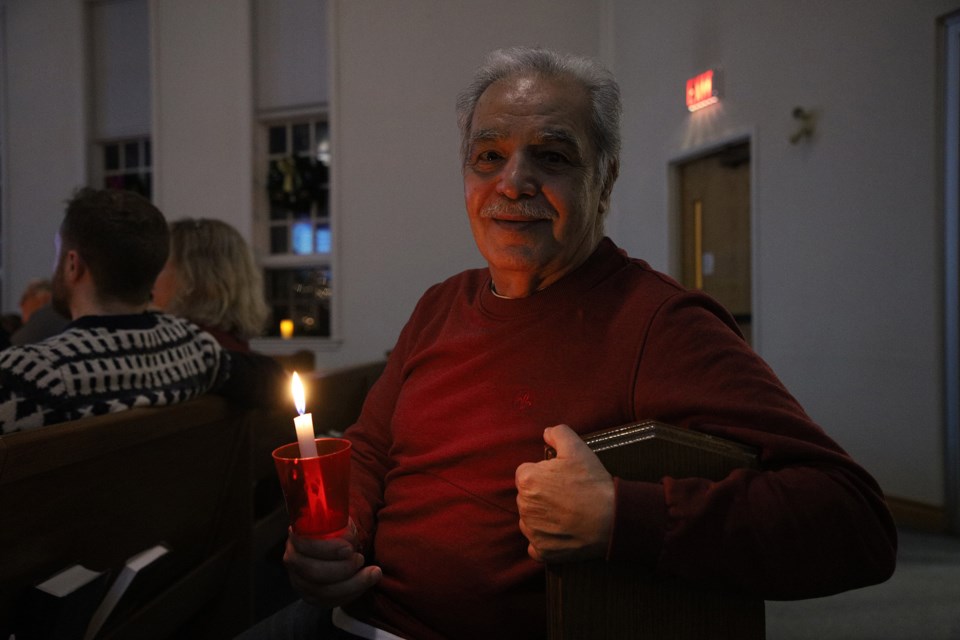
[0,359,389,638]
[0,396,253,639]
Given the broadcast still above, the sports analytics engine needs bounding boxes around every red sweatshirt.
[343,237,896,640]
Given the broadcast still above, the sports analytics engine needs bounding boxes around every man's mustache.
[479,200,554,220]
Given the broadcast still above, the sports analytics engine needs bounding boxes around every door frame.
[941,10,960,535]
[668,133,759,349]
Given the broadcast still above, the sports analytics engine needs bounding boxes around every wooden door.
[678,142,752,343]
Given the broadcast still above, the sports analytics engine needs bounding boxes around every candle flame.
[291,371,306,416]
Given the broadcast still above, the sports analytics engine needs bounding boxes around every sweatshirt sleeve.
[609,289,897,600]
[342,324,419,555]
[342,282,456,554]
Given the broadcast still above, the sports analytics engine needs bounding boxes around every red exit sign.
[686,69,720,112]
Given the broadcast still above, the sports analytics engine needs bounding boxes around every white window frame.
[254,106,336,342]
[92,136,152,199]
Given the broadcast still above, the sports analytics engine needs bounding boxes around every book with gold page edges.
[545,420,766,640]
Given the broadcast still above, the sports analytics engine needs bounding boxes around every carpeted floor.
[765,528,960,639]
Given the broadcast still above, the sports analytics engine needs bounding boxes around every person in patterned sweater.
[0,187,232,434]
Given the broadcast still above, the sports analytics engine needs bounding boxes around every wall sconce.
[790,106,817,144]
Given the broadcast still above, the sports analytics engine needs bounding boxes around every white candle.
[291,372,318,458]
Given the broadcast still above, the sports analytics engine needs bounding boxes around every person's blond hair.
[165,218,269,340]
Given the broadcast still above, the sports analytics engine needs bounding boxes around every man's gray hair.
[456,46,622,184]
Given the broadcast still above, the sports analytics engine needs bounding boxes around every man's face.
[463,74,610,293]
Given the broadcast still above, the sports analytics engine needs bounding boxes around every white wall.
[0,0,954,509]
[89,0,150,140]
[254,0,329,111]
[607,0,956,506]
[150,0,253,233]
[0,0,87,301]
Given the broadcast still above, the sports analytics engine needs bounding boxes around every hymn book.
[14,564,111,639]
[545,420,765,640]
[83,543,172,640]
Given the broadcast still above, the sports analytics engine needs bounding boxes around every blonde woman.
[153,218,269,351]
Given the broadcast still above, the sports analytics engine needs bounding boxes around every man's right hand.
[283,519,382,608]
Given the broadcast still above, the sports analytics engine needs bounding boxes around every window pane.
[123,173,147,197]
[299,157,324,207]
[269,125,287,155]
[268,160,284,206]
[292,219,313,255]
[104,144,120,171]
[264,267,332,338]
[100,137,151,200]
[315,223,331,253]
[124,141,140,168]
[315,189,329,217]
[292,123,310,154]
[270,226,288,254]
[315,122,330,165]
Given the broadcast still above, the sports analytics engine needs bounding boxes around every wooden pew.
[0,396,254,639]
[0,359,389,638]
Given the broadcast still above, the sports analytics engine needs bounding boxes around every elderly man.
[244,47,896,640]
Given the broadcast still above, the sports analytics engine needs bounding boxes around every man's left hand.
[515,424,614,563]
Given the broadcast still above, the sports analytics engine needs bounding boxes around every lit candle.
[280,319,294,339]
[291,372,318,458]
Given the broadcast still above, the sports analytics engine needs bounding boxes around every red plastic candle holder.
[272,438,351,538]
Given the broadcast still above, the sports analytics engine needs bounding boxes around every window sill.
[250,336,343,356]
